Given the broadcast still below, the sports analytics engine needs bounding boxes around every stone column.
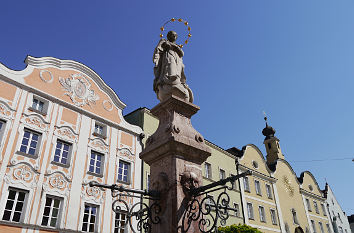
[140,95,211,233]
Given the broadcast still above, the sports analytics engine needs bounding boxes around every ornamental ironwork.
[182,170,252,233]
[89,181,161,233]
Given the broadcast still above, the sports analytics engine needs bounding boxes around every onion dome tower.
[262,116,284,164]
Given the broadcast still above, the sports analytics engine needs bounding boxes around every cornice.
[239,164,277,183]
[300,188,325,201]
[205,140,236,159]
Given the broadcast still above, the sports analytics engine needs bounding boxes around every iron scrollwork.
[182,170,252,233]
[89,181,161,233]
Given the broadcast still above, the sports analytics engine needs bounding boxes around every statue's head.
[167,31,178,43]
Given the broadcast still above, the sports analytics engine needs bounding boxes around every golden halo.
[159,18,192,48]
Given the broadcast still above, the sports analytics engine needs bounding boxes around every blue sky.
[1,1,353,214]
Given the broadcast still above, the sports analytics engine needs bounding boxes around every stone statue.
[153,31,194,103]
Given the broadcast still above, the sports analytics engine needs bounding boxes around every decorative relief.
[39,70,54,83]
[13,165,33,182]
[49,174,67,190]
[24,115,47,130]
[86,186,101,198]
[59,73,99,107]
[81,184,105,203]
[118,148,135,161]
[0,103,12,117]
[57,127,77,141]
[90,139,108,152]
[282,175,295,197]
[102,100,113,111]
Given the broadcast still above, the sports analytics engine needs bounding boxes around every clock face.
[282,176,294,197]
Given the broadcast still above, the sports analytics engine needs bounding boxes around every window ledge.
[202,176,214,182]
[16,151,38,159]
[87,171,103,178]
[117,180,131,185]
[93,132,106,139]
[51,160,70,168]
[28,107,47,116]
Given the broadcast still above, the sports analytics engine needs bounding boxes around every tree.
[218,224,263,233]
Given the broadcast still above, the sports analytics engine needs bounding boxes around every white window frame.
[29,95,49,115]
[114,210,127,233]
[52,139,72,167]
[319,222,324,233]
[244,177,250,192]
[320,203,326,216]
[117,160,131,184]
[326,224,331,233]
[18,128,42,158]
[204,162,212,179]
[258,205,266,222]
[292,208,299,224]
[0,119,6,143]
[233,202,239,217]
[265,184,272,199]
[93,121,107,138]
[270,208,277,225]
[1,188,29,223]
[311,220,317,233]
[314,201,319,214]
[40,195,63,228]
[88,150,105,177]
[247,202,254,220]
[255,179,261,195]
[81,204,99,233]
[306,198,312,212]
[219,168,226,180]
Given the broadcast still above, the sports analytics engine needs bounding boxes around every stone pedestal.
[140,95,211,233]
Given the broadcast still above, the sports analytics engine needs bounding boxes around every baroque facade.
[0,56,143,233]
[124,108,348,233]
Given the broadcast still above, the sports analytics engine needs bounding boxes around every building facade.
[0,56,143,233]
[324,183,351,233]
[125,108,346,233]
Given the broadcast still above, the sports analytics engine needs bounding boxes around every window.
[82,204,98,232]
[89,151,104,175]
[311,220,317,233]
[258,206,266,222]
[314,201,319,214]
[30,96,48,115]
[93,122,106,138]
[204,163,212,179]
[118,161,130,183]
[41,196,61,227]
[247,202,254,220]
[306,199,312,212]
[337,213,342,223]
[338,227,343,233]
[285,223,290,233]
[32,98,44,112]
[0,120,6,143]
[255,180,261,195]
[319,222,324,233]
[244,177,250,192]
[219,169,226,180]
[114,211,127,233]
[20,129,41,156]
[326,224,331,233]
[292,209,299,224]
[2,189,28,222]
[206,195,214,209]
[53,140,71,166]
[147,174,150,190]
[233,203,239,217]
[321,203,326,216]
[265,184,272,199]
[270,209,277,225]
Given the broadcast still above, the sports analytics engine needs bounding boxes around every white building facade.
[0,56,143,233]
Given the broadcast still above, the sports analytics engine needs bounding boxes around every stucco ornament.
[153,31,194,103]
[282,175,294,197]
[13,165,33,182]
[49,174,67,189]
[59,73,99,107]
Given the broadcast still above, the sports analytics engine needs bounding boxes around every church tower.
[262,117,284,164]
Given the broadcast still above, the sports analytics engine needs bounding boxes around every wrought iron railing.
[182,170,253,233]
[89,181,161,233]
